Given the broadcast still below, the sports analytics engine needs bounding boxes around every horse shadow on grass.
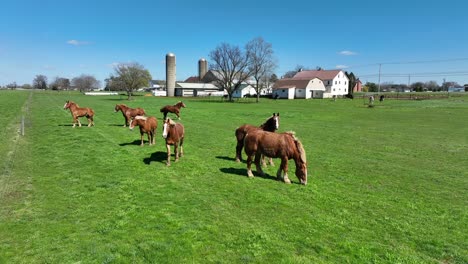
[215,155,239,162]
[143,151,167,165]
[119,140,144,146]
[219,167,280,182]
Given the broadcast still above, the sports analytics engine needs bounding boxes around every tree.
[33,75,48,89]
[209,42,252,102]
[282,65,307,78]
[22,84,32,89]
[269,73,278,84]
[245,37,277,102]
[345,71,357,95]
[425,80,439,91]
[364,82,378,92]
[50,77,70,90]
[410,82,425,92]
[72,74,100,92]
[112,63,152,100]
[6,82,17,89]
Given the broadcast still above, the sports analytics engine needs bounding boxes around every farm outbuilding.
[292,69,349,98]
[272,78,326,99]
[174,82,223,97]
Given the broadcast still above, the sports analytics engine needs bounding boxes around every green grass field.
[1,90,467,263]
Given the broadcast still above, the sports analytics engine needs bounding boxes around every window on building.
[335,81,337,85]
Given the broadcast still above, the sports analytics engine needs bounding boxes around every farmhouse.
[272,78,326,99]
[287,69,350,98]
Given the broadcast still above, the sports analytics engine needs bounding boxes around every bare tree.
[50,77,71,90]
[33,75,48,89]
[283,65,308,78]
[72,74,100,92]
[246,37,277,102]
[209,43,252,102]
[112,63,152,100]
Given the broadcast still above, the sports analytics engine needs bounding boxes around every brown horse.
[114,104,146,127]
[63,100,95,128]
[162,118,185,166]
[244,130,307,185]
[235,113,280,163]
[129,116,157,146]
[160,101,186,120]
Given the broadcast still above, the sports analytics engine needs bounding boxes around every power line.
[346,57,468,69]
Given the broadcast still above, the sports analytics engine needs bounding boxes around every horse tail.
[87,108,95,117]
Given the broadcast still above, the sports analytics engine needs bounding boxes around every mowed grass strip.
[0,91,467,263]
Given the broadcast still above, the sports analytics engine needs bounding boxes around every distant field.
[1,90,467,263]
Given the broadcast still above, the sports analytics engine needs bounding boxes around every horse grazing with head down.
[235,113,280,163]
[160,101,186,120]
[63,100,95,128]
[129,116,158,146]
[244,130,307,185]
[114,104,146,127]
[162,118,185,166]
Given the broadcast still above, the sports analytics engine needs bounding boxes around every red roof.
[293,70,341,80]
[272,78,311,89]
[184,76,200,83]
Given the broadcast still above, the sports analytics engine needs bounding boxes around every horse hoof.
[284,178,292,184]
[166,163,171,166]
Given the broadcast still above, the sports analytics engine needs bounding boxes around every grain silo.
[198,58,207,81]
[166,53,176,97]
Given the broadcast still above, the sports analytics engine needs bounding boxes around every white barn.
[232,83,257,98]
[292,70,349,98]
[272,78,326,99]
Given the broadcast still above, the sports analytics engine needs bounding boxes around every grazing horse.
[160,101,186,120]
[162,118,185,166]
[114,104,146,127]
[235,113,280,163]
[129,116,157,146]
[63,100,95,128]
[244,130,307,185]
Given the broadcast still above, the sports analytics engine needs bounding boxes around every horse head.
[261,113,280,132]
[162,118,176,138]
[177,101,186,108]
[63,100,73,110]
[129,115,147,130]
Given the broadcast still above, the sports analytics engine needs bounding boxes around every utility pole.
[377,63,381,94]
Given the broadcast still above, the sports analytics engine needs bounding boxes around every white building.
[292,70,349,98]
[232,83,257,98]
[272,78,326,99]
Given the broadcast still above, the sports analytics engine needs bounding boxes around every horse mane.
[295,140,307,164]
[284,131,306,163]
[167,118,176,125]
[134,116,147,121]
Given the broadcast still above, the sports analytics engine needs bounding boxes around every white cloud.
[338,50,357,56]
[67,40,91,46]
[336,65,349,69]
[43,65,56,71]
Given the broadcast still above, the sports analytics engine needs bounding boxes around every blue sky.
[1,0,468,87]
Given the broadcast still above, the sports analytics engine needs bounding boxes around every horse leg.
[268,157,275,166]
[166,144,171,166]
[235,139,243,162]
[246,154,255,178]
[174,143,180,162]
[77,117,82,127]
[140,133,145,146]
[254,153,265,176]
[179,138,184,157]
[150,130,155,145]
[277,158,291,184]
